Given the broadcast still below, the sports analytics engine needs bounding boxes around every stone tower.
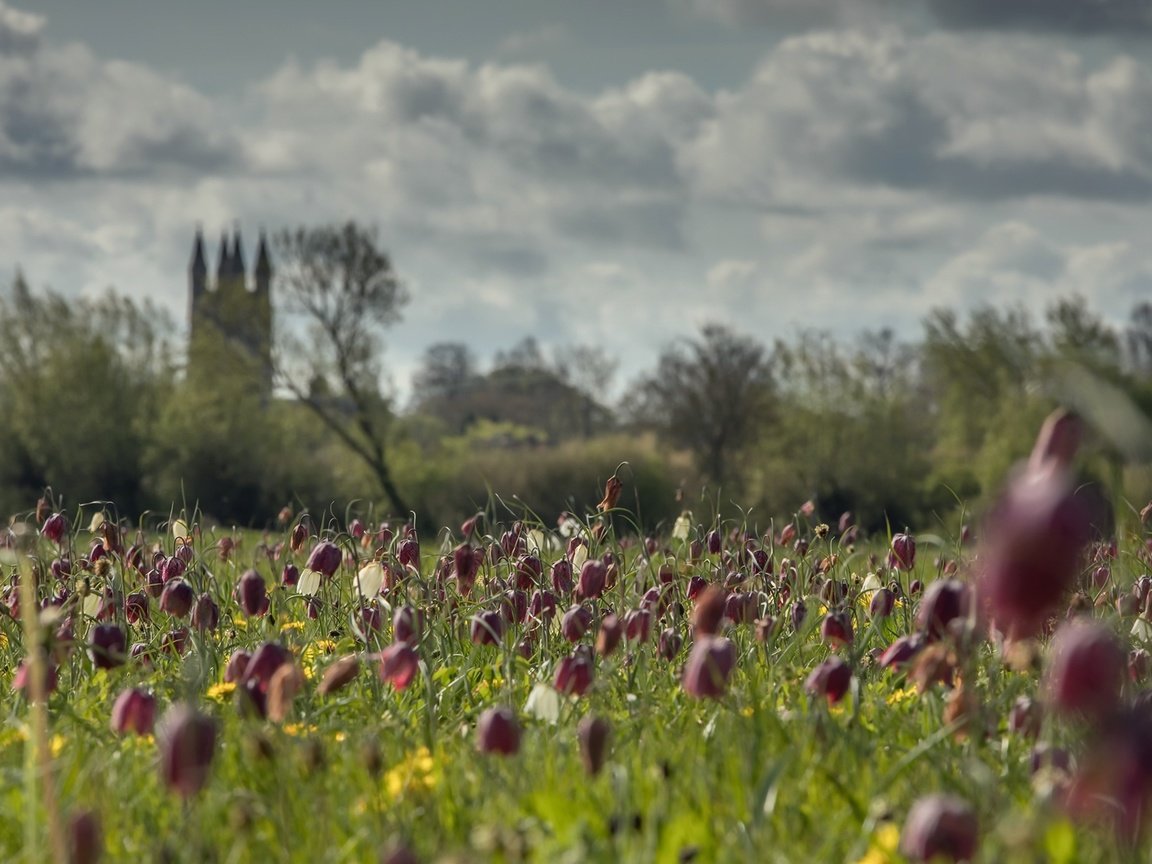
[187,227,274,398]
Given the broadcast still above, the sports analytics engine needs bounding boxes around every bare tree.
[633,323,774,488]
[274,222,411,516]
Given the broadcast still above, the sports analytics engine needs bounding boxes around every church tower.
[187,226,274,401]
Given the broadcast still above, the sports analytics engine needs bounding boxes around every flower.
[682,636,736,699]
[477,706,521,756]
[899,794,978,863]
[805,657,852,705]
[205,682,236,702]
[378,643,420,691]
[110,688,156,736]
[384,746,436,798]
[976,410,1092,639]
[156,704,217,798]
[1045,619,1124,719]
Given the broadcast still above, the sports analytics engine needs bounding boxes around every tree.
[633,323,774,489]
[274,223,411,516]
[0,274,173,516]
[411,342,478,406]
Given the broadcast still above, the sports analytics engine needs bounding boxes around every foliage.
[274,222,411,516]
[0,277,172,517]
[630,323,775,492]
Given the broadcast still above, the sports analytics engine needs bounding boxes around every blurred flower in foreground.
[976,409,1093,639]
[157,703,217,798]
[1045,619,1124,719]
[477,706,520,756]
[899,794,978,862]
[682,636,736,698]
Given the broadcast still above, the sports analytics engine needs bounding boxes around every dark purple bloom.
[900,795,978,863]
[157,704,217,798]
[477,706,520,756]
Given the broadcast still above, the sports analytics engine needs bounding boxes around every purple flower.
[682,636,736,699]
[157,704,217,798]
[900,794,978,863]
[477,706,520,756]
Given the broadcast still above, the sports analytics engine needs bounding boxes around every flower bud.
[41,512,66,544]
[554,652,594,696]
[681,636,736,699]
[306,541,342,578]
[318,655,360,696]
[159,579,194,618]
[281,563,300,587]
[692,585,726,636]
[578,715,611,776]
[917,580,970,641]
[561,605,593,643]
[89,624,127,669]
[1045,620,1125,718]
[658,627,682,660]
[899,795,978,863]
[111,687,156,736]
[236,570,268,618]
[869,587,895,618]
[225,649,252,683]
[124,590,149,625]
[157,704,217,797]
[68,809,102,864]
[804,656,852,705]
[191,592,220,632]
[392,604,423,645]
[470,610,504,645]
[242,642,292,692]
[378,642,419,691]
[820,611,853,648]
[398,537,420,570]
[551,558,573,595]
[624,608,651,643]
[878,634,923,670]
[576,560,607,600]
[477,706,520,756]
[891,532,916,571]
[596,613,624,657]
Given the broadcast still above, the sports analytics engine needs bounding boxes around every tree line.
[3,222,1149,533]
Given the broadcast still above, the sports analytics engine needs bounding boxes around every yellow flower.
[474,677,505,700]
[333,731,346,743]
[232,614,248,630]
[384,746,437,799]
[50,735,66,758]
[740,706,754,718]
[283,723,319,737]
[853,823,901,864]
[301,639,339,680]
[885,686,918,708]
[206,682,237,702]
[280,621,305,633]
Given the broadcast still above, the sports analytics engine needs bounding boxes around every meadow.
[2,412,1150,863]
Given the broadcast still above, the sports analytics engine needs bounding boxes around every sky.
[3,0,1152,402]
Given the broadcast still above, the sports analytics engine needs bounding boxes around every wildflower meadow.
[3,409,1152,863]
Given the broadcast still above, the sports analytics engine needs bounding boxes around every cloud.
[496,24,569,57]
[0,11,240,180]
[0,1,42,55]
[925,221,1152,313]
[926,0,1152,35]
[682,0,1152,35]
[685,30,1152,206]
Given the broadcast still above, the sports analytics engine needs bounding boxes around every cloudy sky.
[3,0,1152,401]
